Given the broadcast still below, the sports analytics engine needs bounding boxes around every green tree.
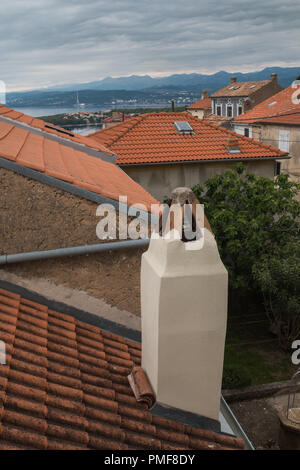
[193,164,300,348]
[192,163,300,291]
[252,241,300,349]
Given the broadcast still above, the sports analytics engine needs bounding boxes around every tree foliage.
[193,163,300,290]
[252,241,300,349]
[192,164,300,348]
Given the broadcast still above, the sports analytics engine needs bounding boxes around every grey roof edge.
[234,118,300,127]
[0,279,141,344]
[150,402,221,433]
[0,115,116,163]
[119,155,290,168]
[220,396,255,450]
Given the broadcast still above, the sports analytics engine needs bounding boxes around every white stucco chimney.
[141,189,228,423]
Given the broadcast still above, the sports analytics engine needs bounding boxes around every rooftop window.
[173,121,194,135]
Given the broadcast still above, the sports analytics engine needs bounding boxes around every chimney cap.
[158,187,213,239]
[231,77,237,83]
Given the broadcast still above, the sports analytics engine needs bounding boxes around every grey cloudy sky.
[1,0,300,91]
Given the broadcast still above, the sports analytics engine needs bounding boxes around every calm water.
[13,104,167,135]
[14,105,107,117]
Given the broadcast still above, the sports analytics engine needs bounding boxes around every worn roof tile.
[233,84,300,125]
[0,287,244,450]
[89,111,286,164]
[0,105,158,211]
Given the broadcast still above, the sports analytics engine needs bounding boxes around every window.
[216,105,222,116]
[238,106,243,115]
[244,128,249,137]
[279,130,290,153]
[275,162,281,176]
[227,106,233,118]
[173,121,194,135]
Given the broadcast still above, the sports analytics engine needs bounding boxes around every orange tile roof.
[0,115,158,211]
[187,97,211,110]
[0,105,112,155]
[211,80,272,98]
[233,85,300,125]
[88,112,286,165]
[0,286,244,450]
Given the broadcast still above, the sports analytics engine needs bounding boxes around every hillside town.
[0,0,299,455]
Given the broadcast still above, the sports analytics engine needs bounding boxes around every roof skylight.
[268,101,277,107]
[173,121,194,135]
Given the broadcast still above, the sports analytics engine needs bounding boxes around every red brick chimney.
[201,90,208,99]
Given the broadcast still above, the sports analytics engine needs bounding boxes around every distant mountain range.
[35,66,300,92]
[6,66,300,108]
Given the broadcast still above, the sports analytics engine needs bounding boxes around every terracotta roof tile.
[187,97,212,110]
[0,105,111,154]
[88,112,286,165]
[211,79,272,98]
[0,286,244,450]
[0,106,158,211]
[233,84,300,125]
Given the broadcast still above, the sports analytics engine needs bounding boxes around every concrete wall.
[233,122,300,188]
[233,124,253,138]
[188,109,206,119]
[0,167,146,316]
[123,160,276,201]
[187,108,211,120]
[250,124,300,184]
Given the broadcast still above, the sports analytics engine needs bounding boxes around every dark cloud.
[1,0,300,90]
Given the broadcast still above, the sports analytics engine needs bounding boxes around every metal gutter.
[235,120,300,128]
[220,396,255,450]
[0,238,150,265]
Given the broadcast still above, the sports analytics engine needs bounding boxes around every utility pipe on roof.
[0,239,150,265]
